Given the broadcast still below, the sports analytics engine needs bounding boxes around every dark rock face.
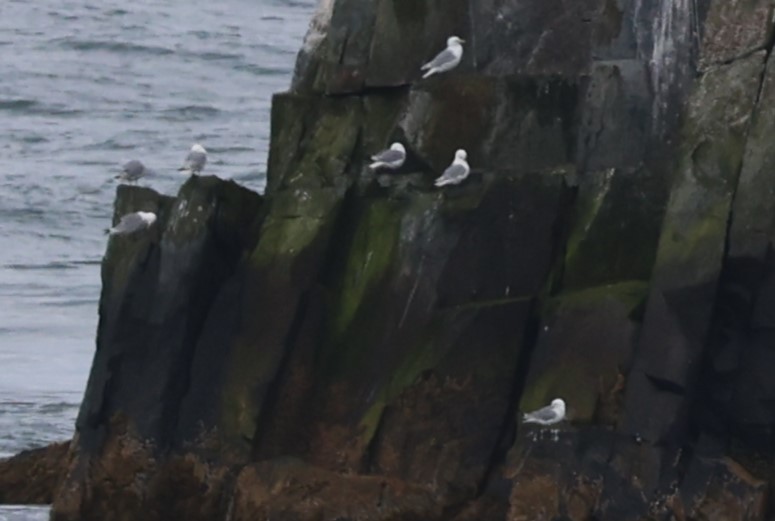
[0,442,69,504]
[36,0,775,520]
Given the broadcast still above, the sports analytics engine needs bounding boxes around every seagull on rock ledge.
[522,398,566,426]
[369,142,406,171]
[107,211,157,236]
[421,36,465,79]
[434,149,470,187]
[115,159,149,184]
[178,143,207,175]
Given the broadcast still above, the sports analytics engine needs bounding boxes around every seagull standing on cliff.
[369,142,406,171]
[421,36,465,79]
[115,160,149,184]
[107,211,157,236]
[434,149,470,187]
[522,398,566,426]
[178,143,207,175]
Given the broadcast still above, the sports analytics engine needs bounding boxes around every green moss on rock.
[329,198,403,341]
[522,281,646,422]
[563,166,667,291]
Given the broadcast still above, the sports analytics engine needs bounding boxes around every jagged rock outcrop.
[38,0,775,520]
[0,442,69,504]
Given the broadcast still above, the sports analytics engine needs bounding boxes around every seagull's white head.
[448,36,465,46]
[454,149,468,161]
[390,142,406,153]
[138,212,157,226]
[191,143,207,154]
[551,398,566,415]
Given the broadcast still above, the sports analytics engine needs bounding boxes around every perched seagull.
[106,211,157,236]
[369,142,406,171]
[522,398,566,426]
[434,149,470,187]
[115,160,149,184]
[178,143,207,175]
[421,36,465,79]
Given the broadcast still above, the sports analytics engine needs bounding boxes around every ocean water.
[0,0,316,516]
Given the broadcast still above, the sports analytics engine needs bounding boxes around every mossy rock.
[649,52,764,288]
[521,281,648,424]
[563,166,667,290]
[266,93,363,193]
[729,52,775,259]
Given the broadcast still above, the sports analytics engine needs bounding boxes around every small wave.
[3,259,98,271]
[54,38,174,57]
[0,98,83,117]
[196,51,244,61]
[18,134,48,144]
[0,99,38,112]
[81,139,139,151]
[206,145,254,153]
[159,105,222,121]
[234,63,290,76]
[188,30,214,40]
[36,401,80,413]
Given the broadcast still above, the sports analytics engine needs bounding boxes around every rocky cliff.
[48,0,775,520]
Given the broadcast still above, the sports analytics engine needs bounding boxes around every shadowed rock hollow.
[40,0,775,520]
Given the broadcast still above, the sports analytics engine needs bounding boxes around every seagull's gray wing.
[424,48,458,70]
[524,404,558,423]
[371,149,405,163]
[436,163,469,185]
[112,213,147,235]
[182,151,207,172]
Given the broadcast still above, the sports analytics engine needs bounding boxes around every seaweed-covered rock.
[623,52,765,443]
[43,0,775,519]
[0,442,69,504]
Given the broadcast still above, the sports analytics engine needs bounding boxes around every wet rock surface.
[0,441,69,504]
[10,0,774,520]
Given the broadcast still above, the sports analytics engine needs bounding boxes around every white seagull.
[434,149,470,187]
[115,160,149,184]
[369,142,406,171]
[421,36,465,79]
[522,398,566,426]
[178,143,207,175]
[107,211,157,236]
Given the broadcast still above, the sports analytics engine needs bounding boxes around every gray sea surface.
[0,0,316,517]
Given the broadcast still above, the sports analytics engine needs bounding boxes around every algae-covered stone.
[729,53,775,262]
[703,49,775,436]
[521,282,646,424]
[699,0,774,70]
[563,166,666,290]
[266,93,363,193]
[623,52,765,442]
[59,177,262,521]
